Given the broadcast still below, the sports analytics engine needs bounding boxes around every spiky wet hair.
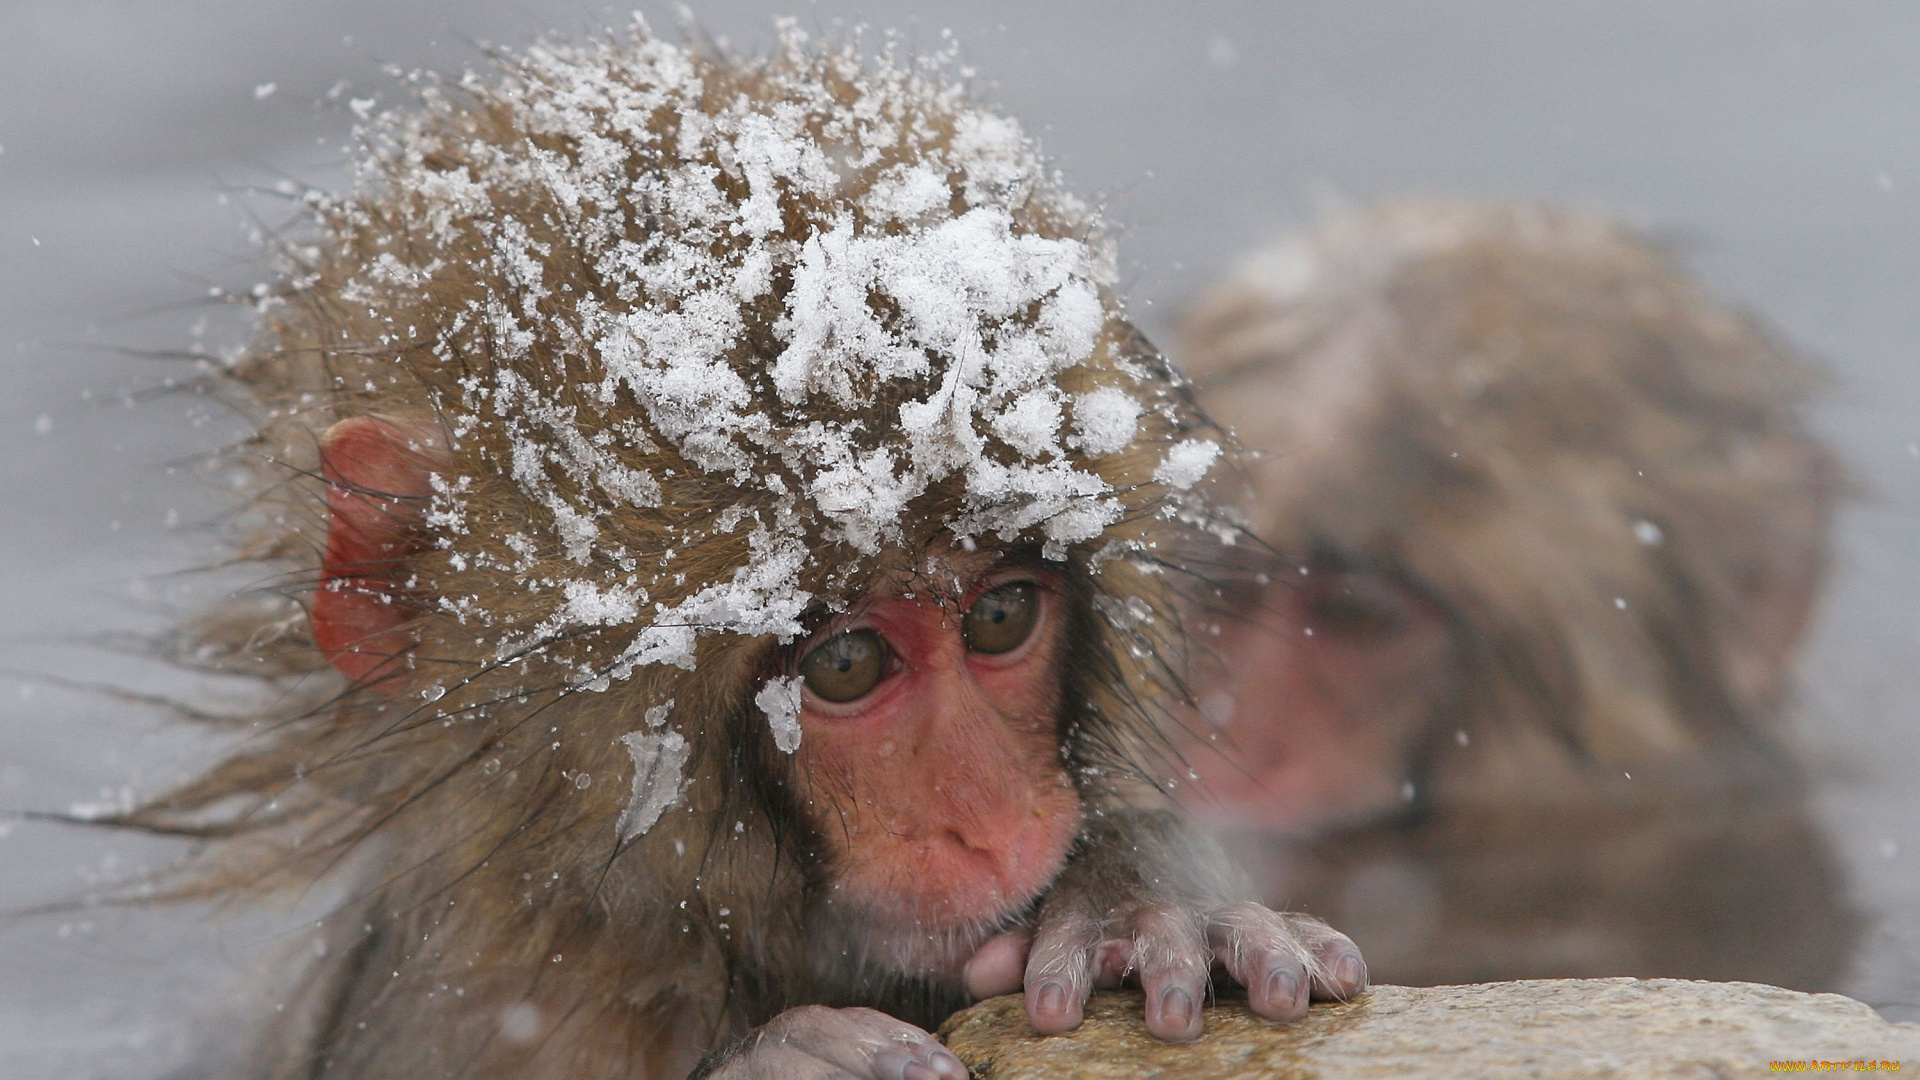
[119,21,1236,1065]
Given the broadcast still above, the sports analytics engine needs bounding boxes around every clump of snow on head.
[617,726,691,841]
[1070,388,1142,457]
[314,21,1190,688]
[616,699,687,840]
[1154,439,1221,491]
[755,676,804,753]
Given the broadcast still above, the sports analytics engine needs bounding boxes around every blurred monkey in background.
[1175,200,1856,990]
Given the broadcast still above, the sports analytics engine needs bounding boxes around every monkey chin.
[809,807,1081,982]
[806,888,1037,986]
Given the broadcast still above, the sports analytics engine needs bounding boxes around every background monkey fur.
[100,25,1364,1080]
[1177,200,1856,991]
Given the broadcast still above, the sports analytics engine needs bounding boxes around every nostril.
[941,827,978,852]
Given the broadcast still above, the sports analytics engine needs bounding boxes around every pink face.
[787,565,1083,950]
[1185,566,1454,833]
[304,421,1086,978]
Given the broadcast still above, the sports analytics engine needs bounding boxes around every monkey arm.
[967,808,1368,1042]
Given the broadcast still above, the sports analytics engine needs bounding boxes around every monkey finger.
[1022,909,1101,1034]
[747,1006,967,1080]
[1127,904,1211,1042]
[1285,915,1368,1001]
[863,1043,971,1080]
[1204,902,1314,1021]
[1207,905,1368,1006]
[962,929,1031,999]
[709,1044,877,1080]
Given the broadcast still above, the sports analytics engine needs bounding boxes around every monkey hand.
[691,1005,969,1080]
[961,810,1368,1041]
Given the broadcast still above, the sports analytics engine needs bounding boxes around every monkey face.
[1187,564,1454,833]
[786,564,1082,943]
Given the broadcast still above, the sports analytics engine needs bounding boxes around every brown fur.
[112,29,1236,1078]
[1179,200,1856,989]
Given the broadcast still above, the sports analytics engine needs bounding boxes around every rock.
[936,980,1920,1079]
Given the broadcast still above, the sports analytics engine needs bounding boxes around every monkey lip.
[918,830,1057,914]
[811,893,1021,982]
[894,832,1062,919]
[829,805,1080,971]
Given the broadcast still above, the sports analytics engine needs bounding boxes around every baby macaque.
[103,25,1363,1080]
[1175,200,1856,990]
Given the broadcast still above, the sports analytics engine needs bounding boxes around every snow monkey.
[106,24,1367,1080]
[1175,200,1856,991]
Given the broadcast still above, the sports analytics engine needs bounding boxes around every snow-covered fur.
[122,24,1238,1079]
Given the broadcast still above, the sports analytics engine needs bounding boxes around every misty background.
[2,2,1918,1075]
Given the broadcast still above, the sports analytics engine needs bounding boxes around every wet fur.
[1180,200,1856,989]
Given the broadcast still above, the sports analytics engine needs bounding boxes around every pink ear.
[312,417,443,687]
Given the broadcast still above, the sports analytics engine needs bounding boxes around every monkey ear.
[312,416,443,687]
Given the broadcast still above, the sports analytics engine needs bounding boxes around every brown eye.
[800,630,886,703]
[964,582,1038,655]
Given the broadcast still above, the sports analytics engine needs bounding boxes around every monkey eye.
[1303,572,1414,640]
[799,629,887,703]
[963,581,1038,655]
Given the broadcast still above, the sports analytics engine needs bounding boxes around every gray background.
[3,2,1918,1075]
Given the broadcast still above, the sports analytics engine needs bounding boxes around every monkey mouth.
[900,797,1081,906]
[809,884,1041,982]
[812,812,1078,978]
[851,835,1059,924]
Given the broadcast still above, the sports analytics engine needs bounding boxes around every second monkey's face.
[1186,563,1454,834]
[787,559,1083,972]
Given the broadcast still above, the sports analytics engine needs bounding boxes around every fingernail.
[1267,967,1301,1007]
[927,1048,967,1079]
[902,1063,937,1080]
[1333,952,1367,988]
[1160,986,1195,1028]
[1036,981,1067,1018]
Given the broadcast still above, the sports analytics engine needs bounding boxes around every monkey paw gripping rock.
[937,981,1920,1079]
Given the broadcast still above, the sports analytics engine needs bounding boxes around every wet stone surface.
[937,980,1920,1079]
